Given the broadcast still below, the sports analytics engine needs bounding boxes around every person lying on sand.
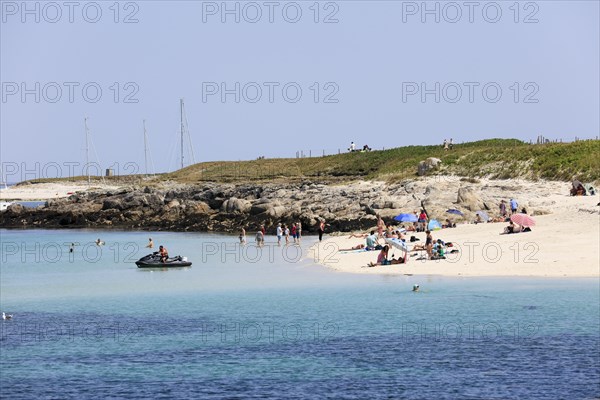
[347,232,368,239]
[339,244,366,251]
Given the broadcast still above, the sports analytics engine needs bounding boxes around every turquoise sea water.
[1,229,599,399]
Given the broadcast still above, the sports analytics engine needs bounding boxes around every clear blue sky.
[1,1,599,180]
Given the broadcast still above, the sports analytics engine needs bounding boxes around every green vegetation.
[165,139,600,184]
[25,139,600,185]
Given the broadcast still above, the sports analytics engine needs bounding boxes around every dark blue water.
[1,230,599,399]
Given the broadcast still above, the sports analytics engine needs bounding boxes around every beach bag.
[410,236,418,242]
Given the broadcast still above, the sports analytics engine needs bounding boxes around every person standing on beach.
[499,200,507,218]
[276,223,283,245]
[297,221,302,243]
[425,230,433,260]
[318,220,326,242]
[291,223,297,244]
[239,228,246,245]
[510,199,518,215]
[255,229,264,247]
[283,225,290,245]
[377,215,386,239]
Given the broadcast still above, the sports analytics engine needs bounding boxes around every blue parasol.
[394,213,418,223]
[446,209,464,216]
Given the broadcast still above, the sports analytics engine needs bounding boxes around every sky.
[1,0,599,181]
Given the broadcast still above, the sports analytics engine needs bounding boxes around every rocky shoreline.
[0,178,562,232]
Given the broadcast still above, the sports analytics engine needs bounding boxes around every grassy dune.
[25,139,600,185]
[166,139,600,183]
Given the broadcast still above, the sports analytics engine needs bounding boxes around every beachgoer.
[412,284,420,292]
[449,138,453,150]
[297,221,302,242]
[377,215,386,239]
[366,231,379,250]
[348,233,369,239]
[367,245,405,267]
[349,142,356,152]
[159,245,168,262]
[284,225,290,245]
[499,200,507,217]
[340,244,366,251]
[425,230,433,259]
[260,225,266,236]
[510,199,518,214]
[475,214,482,224]
[146,238,154,249]
[318,220,326,242]
[443,139,449,151]
[291,223,297,243]
[69,243,75,253]
[276,223,283,246]
[503,221,516,234]
[255,230,264,247]
[95,238,105,246]
[239,228,246,244]
[418,209,428,232]
[377,245,390,265]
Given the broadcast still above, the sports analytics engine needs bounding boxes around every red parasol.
[510,213,536,227]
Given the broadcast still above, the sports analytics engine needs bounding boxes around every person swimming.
[412,284,420,292]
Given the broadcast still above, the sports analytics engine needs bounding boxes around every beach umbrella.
[446,209,464,216]
[428,219,442,230]
[385,238,408,252]
[510,213,536,227]
[394,213,417,223]
[476,210,489,221]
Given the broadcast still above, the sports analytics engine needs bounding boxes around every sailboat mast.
[84,117,90,184]
[143,120,148,176]
[180,99,184,170]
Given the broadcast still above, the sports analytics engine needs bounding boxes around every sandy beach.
[0,182,121,201]
[311,190,600,278]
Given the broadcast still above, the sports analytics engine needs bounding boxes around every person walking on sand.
[146,238,154,249]
[318,220,326,242]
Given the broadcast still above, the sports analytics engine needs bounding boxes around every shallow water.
[1,229,599,399]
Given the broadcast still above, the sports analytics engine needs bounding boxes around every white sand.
[0,182,120,201]
[311,192,600,277]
